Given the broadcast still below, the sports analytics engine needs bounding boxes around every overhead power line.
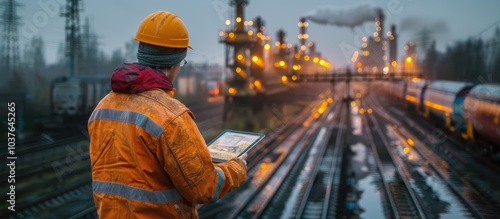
[477,18,500,37]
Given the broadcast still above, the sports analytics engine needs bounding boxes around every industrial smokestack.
[375,8,384,40]
[254,16,264,33]
[389,25,397,66]
[303,3,383,29]
[277,29,285,45]
[298,17,308,49]
[277,29,287,56]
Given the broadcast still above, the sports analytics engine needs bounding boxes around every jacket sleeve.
[158,111,247,204]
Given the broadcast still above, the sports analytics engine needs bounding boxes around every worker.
[88,11,248,218]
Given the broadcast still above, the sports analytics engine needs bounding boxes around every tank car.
[463,84,500,149]
[405,78,428,111]
[423,81,474,131]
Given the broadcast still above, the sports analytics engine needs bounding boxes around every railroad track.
[3,168,92,218]
[365,94,500,219]
[0,135,90,218]
[0,133,87,175]
[198,93,336,218]
[66,206,98,219]
[283,99,346,219]
[362,98,426,219]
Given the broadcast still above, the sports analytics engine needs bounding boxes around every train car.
[405,78,428,111]
[51,75,110,118]
[463,84,500,149]
[423,81,474,131]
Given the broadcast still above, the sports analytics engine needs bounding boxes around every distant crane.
[60,0,82,78]
[0,0,21,78]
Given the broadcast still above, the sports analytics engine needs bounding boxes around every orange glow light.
[404,147,410,154]
[407,138,415,146]
[356,62,363,69]
[424,101,452,113]
[281,75,288,83]
[405,95,418,103]
[254,80,262,90]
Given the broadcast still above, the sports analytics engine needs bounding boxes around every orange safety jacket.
[88,64,247,218]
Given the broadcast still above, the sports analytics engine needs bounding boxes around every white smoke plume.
[303,2,383,28]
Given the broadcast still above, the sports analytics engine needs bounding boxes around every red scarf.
[111,63,174,93]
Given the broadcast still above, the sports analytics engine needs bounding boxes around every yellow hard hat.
[135,11,190,49]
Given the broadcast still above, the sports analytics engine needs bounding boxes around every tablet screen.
[207,130,265,162]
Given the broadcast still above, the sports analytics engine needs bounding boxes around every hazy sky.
[16,0,500,69]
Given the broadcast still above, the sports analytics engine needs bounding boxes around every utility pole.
[60,0,82,78]
[0,0,21,78]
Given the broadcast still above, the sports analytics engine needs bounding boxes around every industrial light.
[228,87,237,95]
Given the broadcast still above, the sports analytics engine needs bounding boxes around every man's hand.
[238,153,248,168]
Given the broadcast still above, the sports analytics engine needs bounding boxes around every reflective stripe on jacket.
[88,89,247,219]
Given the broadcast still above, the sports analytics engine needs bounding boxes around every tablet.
[207,129,265,162]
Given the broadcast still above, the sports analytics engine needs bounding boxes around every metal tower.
[0,0,21,77]
[60,0,82,78]
[226,0,252,94]
[220,0,255,122]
